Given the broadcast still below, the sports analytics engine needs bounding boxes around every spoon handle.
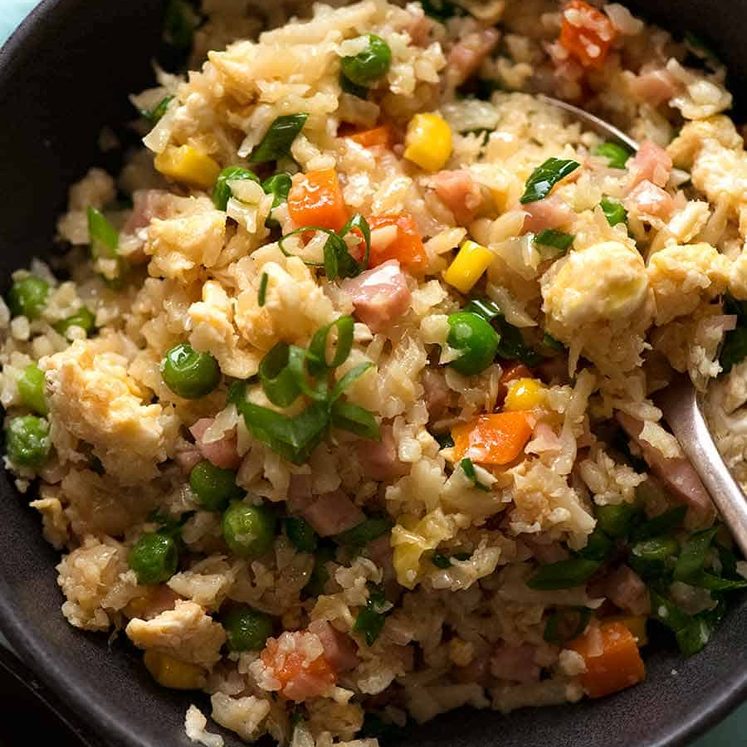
[658,378,747,558]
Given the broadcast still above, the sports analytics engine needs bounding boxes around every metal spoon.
[539,94,747,557]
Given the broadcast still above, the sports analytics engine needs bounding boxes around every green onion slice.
[594,141,633,169]
[330,400,380,440]
[213,166,259,211]
[460,458,489,492]
[331,362,373,402]
[258,343,304,407]
[258,272,269,307]
[336,517,392,546]
[87,207,119,259]
[631,505,686,541]
[543,607,592,644]
[534,229,574,255]
[520,158,580,204]
[307,316,355,373]
[141,95,174,124]
[527,558,601,590]
[600,197,628,227]
[249,113,309,164]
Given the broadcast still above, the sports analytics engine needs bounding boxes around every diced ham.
[625,180,674,220]
[341,260,411,333]
[431,170,483,225]
[404,11,434,47]
[523,536,570,564]
[355,424,406,481]
[298,490,365,537]
[628,69,679,107]
[175,441,203,474]
[366,534,395,580]
[422,369,453,421]
[447,28,501,86]
[287,474,314,513]
[308,620,359,672]
[522,195,574,234]
[616,412,715,519]
[189,418,241,470]
[627,140,673,189]
[490,643,541,684]
[124,189,175,234]
[455,652,491,685]
[603,565,650,616]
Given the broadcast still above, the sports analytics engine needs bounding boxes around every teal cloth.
[0,2,745,745]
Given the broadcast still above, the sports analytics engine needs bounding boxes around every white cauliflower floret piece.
[541,240,653,373]
[126,600,226,668]
[57,536,139,631]
[42,336,177,485]
[647,242,730,324]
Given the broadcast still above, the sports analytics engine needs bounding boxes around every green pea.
[213,166,260,211]
[305,544,335,597]
[7,276,50,320]
[285,516,318,553]
[128,532,179,585]
[222,605,273,651]
[17,364,47,416]
[161,342,221,399]
[54,306,96,337]
[189,460,243,512]
[340,34,392,87]
[5,415,50,468]
[446,311,500,376]
[222,502,276,559]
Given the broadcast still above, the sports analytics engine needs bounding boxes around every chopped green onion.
[262,172,293,226]
[258,273,269,307]
[649,588,690,632]
[163,0,200,55]
[353,586,389,645]
[433,431,454,450]
[594,141,633,169]
[527,558,601,590]
[340,34,392,88]
[258,343,305,407]
[534,229,574,255]
[577,528,614,562]
[631,505,686,541]
[431,552,452,569]
[331,362,373,402]
[336,517,392,546]
[307,316,355,373]
[340,72,369,99]
[719,321,747,375]
[460,458,489,491]
[520,158,580,204]
[285,516,318,553]
[596,502,640,539]
[600,197,627,227]
[7,276,49,320]
[463,298,502,321]
[543,607,592,644]
[675,617,712,656]
[674,527,747,591]
[141,95,174,124]
[541,332,565,352]
[213,166,259,211]
[304,544,335,596]
[249,113,309,164]
[17,364,47,416]
[330,400,380,440]
[629,535,679,578]
[421,0,465,21]
[87,207,119,260]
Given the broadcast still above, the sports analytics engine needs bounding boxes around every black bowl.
[1,1,747,745]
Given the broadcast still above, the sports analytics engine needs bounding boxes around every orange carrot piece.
[288,168,348,232]
[568,621,646,698]
[348,125,393,149]
[368,212,427,273]
[451,412,534,466]
[559,0,617,69]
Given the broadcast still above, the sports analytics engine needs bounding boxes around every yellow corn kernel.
[442,240,495,293]
[403,113,452,172]
[143,650,205,690]
[154,145,221,190]
[607,615,648,647]
[504,378,546,411]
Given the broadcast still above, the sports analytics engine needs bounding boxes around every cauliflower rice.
[3,0,747,744]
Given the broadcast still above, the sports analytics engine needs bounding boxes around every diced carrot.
[568,621,646,698]
[261,633,336,701]
[559,0,617,69]
[368,212,428,273]
[288,168,348,232]
[604,615,648,647]
[348,125,393,149]
[451,412,534,466]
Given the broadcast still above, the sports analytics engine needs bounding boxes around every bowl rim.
[0,1,746,745]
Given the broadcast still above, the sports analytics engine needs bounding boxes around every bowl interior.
[0,1,746,746]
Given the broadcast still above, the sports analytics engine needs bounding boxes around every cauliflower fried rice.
[3,0,747,744]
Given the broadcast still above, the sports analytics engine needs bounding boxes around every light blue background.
[0,1,744,744]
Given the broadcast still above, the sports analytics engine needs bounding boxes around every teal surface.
[0,1,745,744]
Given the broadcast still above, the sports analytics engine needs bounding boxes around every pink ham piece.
[355,425,406,481]
[490,643,541,684]
[308,620,359,672]
[522,195,574,234]
[297,490,365,537]
[455,652,491,685]
[625,180,674,220]
[602,565,650,616]
[431,170,483,225]
[404,11,434,47]
[174,441,203,474]
[341,260,411,333]
[628,69,679,107]
[447,28,501,86]
[627,140,673,189]
[189,418,241,470]
[422,369,452,421]
[124,189,175,233]
[616,412,715,521]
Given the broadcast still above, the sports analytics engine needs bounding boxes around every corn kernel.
[403,113,452,172]
[154,145,221,190]
[143,650,205,690]
[607,615,648,647]
[442,240,495,293]
[504,377,546,411]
